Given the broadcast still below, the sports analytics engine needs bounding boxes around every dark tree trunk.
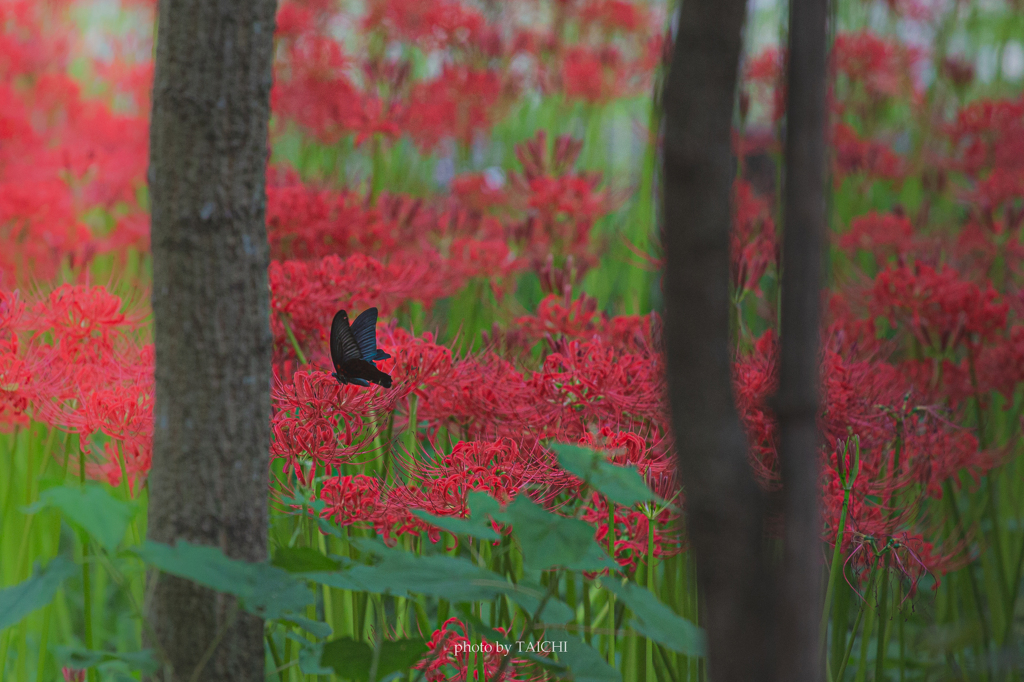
[775,0,829,679]
[660,1,777,681]
[146,1,277,680]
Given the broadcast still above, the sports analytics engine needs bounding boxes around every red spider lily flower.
[417,617,529,682]
[970,326,1024,401]
[321,474,381,526]
[946,95,1024,177]
[580,492,679,573]
[403,65,506,151]
[964,167,1024,234]
[271,370,391,479]
[559,46,626,103]
[363,0,487,52]
[32,284,129,360]
[869,263,1008,354]
[838,211,915,262]
[576,425,672,479]
[86,436,152,494]
[274,2,316,40]
[374,326,453,399]
[271,35,361,145]
[743,47,786,124]
[409,438,570,517]
[62,668,86,682]
[504,133,612,278]
[832,31,922,112]
[451,172,508,213]
[731,180,777,297]
[0,180,93,282]
[514,292,602,342]
[832,122,905,183]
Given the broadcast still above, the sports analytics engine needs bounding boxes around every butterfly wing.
[349,307,382,362]
[330,310,362,367]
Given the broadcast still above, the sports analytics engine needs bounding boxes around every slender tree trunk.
[146,1,277,680]
[660,2,777,681]
[775,0,829,679]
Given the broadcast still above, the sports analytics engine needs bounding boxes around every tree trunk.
[146,1,277,680]
[774,0,829,679]
[660,1,777,681]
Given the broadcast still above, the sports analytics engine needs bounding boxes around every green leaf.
[52,646,160,674]
[551,443,663,508]
[292,636,334,676]
[26,484,137,553]
[273,546,342,572]
[319,636,429,680]
[134,540,313,619]
[280,614,333,639]
[556,639,621,682]
[304,539,575,622]
[504,496,619,573]
[411,509,501,541]
[601,578,705,656]
[0,556,77,631]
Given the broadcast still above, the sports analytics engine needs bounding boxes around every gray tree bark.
[146,1,277,680]
[660,1,778,681]
[775,0,829,679]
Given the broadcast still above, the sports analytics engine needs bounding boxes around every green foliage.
[551,443,665,507]
[133,540,314,619]
[52,646,160,676]
[273,545,344,572]
[501,496,620,573]
[556,639,622,682]
[303,537,577,623]
[602,577,706,656]
[411,508,502,541]
[25,484,138,554]
[318,636,429,680]
[0,556,77,631]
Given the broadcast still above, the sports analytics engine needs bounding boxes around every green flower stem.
[822,435,860,666]
[35,604,51,682]
[646,508,656,681]
[943,478,993,670]
[821,478,853,651]
[968,350,1010,617]
[582,579,593,644]
[606,502,616,666]
[836,565,878,682]
[281,316,308,366]
[873,568,891,682]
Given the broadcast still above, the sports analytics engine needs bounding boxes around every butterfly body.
[330,308,392,389]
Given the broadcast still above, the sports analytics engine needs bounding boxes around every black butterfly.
[330,307,393,389]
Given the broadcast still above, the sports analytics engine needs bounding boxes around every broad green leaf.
[280,614,333,639]
[134,540,313,619]
[552,443,663,508]
[0,556,77,630]
[292,635,334,676]
[467,491,506,521]
[52,646,160,674]
[273,546,342,572]
[26,485,137,553]
[411,509,501,541]
[601,578,705,656]
[319,636,429,680]
[304,539,575,622]
[556,639,621,682]
[504,496,619,573]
